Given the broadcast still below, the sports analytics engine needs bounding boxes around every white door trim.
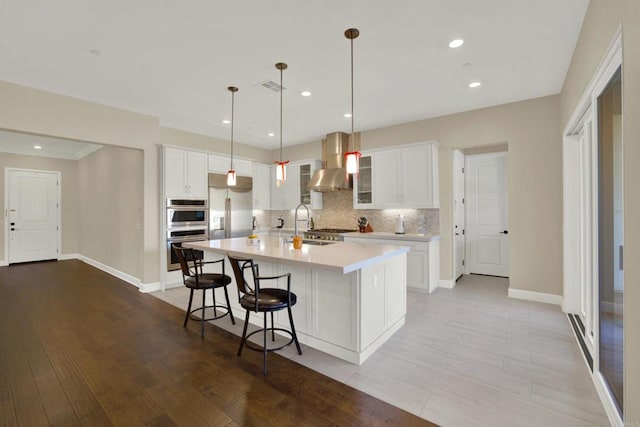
[452,149,465,280]
[4,167,62,264]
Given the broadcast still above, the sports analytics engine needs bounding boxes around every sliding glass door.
[597,67,623,415]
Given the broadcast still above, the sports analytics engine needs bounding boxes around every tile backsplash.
[254,190,439,235]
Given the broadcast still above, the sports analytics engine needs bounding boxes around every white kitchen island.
[185,236,409,364]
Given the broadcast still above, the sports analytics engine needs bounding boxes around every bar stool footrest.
[188,305,232,322]
[244,328,296,352]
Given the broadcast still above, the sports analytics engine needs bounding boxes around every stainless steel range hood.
[307,132,357,192]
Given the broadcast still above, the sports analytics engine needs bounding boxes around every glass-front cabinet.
[353,153,374,209]
[299,164,313,205]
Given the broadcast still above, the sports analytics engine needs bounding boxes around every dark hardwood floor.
[0,260,435,426]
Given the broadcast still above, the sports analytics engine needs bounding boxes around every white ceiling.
[0,0,589,150]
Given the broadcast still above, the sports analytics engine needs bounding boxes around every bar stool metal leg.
[288,305,302,355]
[238,310,250,356]
[263,312,268,375]
[270,312,275,341]
[200,289,206,338]
[184,289,194,328]
[223,286,236,325]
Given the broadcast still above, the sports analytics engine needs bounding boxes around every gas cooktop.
[304,228,358,241]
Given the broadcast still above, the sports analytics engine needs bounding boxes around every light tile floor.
[152,274,609,427]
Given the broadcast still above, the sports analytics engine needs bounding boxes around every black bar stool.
[172,244,235,338]
[227,254,302,375]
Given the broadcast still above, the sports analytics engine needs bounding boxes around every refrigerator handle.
[224,198,231,239]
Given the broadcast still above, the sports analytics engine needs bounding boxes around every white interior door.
[7,169,60,263]
[465,152,509,277]
[453,149,465,279]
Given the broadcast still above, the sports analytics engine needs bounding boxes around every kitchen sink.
[286,239,337,246]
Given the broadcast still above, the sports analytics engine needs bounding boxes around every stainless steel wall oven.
[166,199,208,228]
[166,228,208,271]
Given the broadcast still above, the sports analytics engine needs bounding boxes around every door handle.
[499,230,509,235]
[455,232,460,236]
[10,228,16,231]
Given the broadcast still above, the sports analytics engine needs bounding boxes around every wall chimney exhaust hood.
[307,132,357,192]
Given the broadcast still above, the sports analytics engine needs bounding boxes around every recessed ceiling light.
[33,145,42,150]
[89,49,101,56]
[268,132,275,137]
[344,113,352,118]
[301,91,311,97]
[449,39,464,48]
[222,120,230,124]
[468,81,481,88]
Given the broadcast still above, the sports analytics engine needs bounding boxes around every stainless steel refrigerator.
[208,173,253,239]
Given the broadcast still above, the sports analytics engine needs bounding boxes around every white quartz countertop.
[342,231,441,242]
[185,236,409,274]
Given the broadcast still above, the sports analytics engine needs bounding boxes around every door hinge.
[462,260,465,266]
[57,226,59,231]
[462,229,465,235]
[462,198,465,204]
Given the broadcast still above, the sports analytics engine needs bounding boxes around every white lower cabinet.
[344,236,439,294]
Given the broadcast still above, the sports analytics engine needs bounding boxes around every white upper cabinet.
[252,163,271,210]
[360,141,438,209]
[299,160,323,209]
[353,153,374,209]
[270,163,297,210]
[402,143,439,208]
[164,147,208,199]
[374,149,403,208]
[270,160,322,210]
[208,154,252,176]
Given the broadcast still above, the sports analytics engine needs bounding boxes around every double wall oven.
[166,199,208,271]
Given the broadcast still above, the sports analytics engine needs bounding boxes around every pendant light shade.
[344,28,361,175]
[275,62,289,185]
[227,86,238,186]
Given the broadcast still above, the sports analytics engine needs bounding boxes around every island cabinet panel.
[311,271,357,351]
[359,254,407,350]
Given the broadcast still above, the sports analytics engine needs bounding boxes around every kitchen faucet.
[294,203,310,237]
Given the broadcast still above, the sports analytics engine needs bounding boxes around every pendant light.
[275,62,289,185]
[226,86,238,186]
[344,28,361,175]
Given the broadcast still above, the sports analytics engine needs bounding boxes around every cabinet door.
[164,148,187,198]
[402,145,432,208]
[252,163,272,210]
[186,151,208,198]
[312,271,356,350]
[234,159,253,177]
[208,154,229,174]
[270,166,287,209]
[406,249,429,292]
[353,154,374,209]
[299,161,323,209]
[285,163,300,209]
[373,150,402,207]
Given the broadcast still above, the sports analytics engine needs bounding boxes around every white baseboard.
[77,254,142,290]
[138,281,161,293]
[508,288,562,306]
[0,259,7,267]
[439,279,455,289]
[58,253,80,260]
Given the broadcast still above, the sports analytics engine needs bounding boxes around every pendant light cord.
[350,35,355,140]
[280,65,283,162]
[230,89,235,169]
